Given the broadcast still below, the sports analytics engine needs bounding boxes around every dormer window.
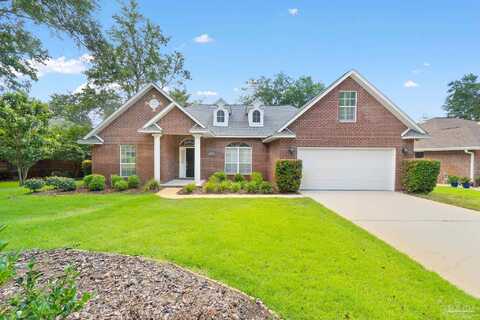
[252,110,261,123]
[217,110,225,123]
[248,106,264,127]
[213,105,229,127]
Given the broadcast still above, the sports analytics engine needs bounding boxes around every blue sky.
[28,0,479,121]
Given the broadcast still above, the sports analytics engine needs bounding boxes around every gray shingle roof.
[415,117,480,150]
[185,104,298,137]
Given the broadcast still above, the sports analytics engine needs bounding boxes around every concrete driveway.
[303,191,480,298]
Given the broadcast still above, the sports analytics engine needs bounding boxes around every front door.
[185,148,195,178]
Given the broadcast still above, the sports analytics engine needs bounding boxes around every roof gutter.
[465,149,475,182]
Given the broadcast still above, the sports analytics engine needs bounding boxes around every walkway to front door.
[304,191,480,298]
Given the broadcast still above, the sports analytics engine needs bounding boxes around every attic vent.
[147,98,160,111]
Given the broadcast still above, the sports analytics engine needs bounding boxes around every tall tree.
[86,0,190,98]
[240,73,324,108]
[443,73,480,120]
[0,92,51,184]
[49,85,122,127]
[0,0,102,92]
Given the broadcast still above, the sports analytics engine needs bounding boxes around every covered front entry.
[297,147,396,191]
[179,138,195,178]
[153,134,203,186]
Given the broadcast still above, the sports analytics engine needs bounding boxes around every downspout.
[465,150,475,183]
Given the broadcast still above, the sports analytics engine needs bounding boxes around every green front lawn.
[1,182,479,319]
[420,186,480,211]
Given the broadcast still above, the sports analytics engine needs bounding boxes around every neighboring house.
[78,70,427,191]
[415,117,480,183]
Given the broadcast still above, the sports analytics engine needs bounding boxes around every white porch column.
[193,134,202,186]
[153,134,162,182]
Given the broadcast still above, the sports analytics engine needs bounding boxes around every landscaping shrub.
[245,181,259,193]
[402,160,440,194]
[219,180,234,192]
[251,171,263,183]
[460,176,471,188]
[81,160,92,176]
[475,176,480,187]
[0,225,17,286]
[233,173,245,182]
[23,178,45,192]
[275,160,302,193]
[45,176,62,188]
[203,181,219,193]
[88,174,106,191]
[259,181,273,194]
[182,183,196,194]
[53,177,76,192]
[110,174,123,188]
[45,176,76,191]
[447,175,460,185]
[127,175,140,189]
[1,262,90,319]
[144,179,160,192]
[114,180,128,191]
[83,174,94,188]
[209,171,227,183]
[231,182,242,192]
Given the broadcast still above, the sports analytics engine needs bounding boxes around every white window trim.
[213,107,229,127]
[338,90,357,123]
[248,107,264,127]
[224,146,252,175]
[120,144,136,177]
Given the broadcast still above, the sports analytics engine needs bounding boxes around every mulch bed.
[0,249,278,319]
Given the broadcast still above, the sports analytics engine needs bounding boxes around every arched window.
[252,110,261,123]
[216,110,225,123]
[179,138,194,147]
[225,142,252,175]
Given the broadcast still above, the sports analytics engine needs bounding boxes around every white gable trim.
[84,83,204,140]
[277,70,426,134]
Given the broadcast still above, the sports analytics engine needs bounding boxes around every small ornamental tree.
[402,160,440,194]
[275,160,302,193]
[0,92,51,184]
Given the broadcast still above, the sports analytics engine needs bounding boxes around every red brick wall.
[201,138,269,180]
[423,151,472,183]
[268,76,414,190]
[92,88,170,183]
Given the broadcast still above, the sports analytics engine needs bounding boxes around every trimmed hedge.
[402,160,440,194]
[87,174,106,191]
[113,180,128,191]
[110,175,123,188]
[275,160,302,193]
[127,175,140,189]
[83,174,94,188]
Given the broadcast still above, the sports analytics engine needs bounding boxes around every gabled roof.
[83,83,204,141]
[277,69,426,134]
[415,118,480,151]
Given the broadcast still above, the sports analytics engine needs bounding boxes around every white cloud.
[196,90,218,97]
[33,54,92,77]
[73,81,121,94]
[233,87,240,92]
[194,34,214,44]
[288,8,299,16]
[404,80,419,88]
[423,62,431,67]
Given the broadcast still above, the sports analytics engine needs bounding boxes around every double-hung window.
[120,144,136,177]
[225,143,252,175]
[339,91,357,122]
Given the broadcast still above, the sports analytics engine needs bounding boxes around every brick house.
[78,70,428,191]
[414,117,480,184]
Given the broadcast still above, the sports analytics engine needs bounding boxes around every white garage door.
[297,148,395,191]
